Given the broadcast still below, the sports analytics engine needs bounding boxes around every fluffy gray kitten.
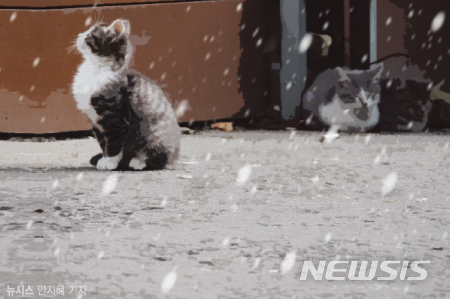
[72,19,180,170]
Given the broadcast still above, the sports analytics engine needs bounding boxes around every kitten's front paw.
[96,156,120,170]
[129,157,146,170]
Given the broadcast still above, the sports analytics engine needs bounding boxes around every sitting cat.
[303,64,383,132]
[72,19,180,170]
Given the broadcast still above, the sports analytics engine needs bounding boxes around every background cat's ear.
[369,63,384,82]
[110,19,130,37]
[336,67,350,88]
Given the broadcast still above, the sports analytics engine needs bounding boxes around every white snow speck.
[280,251,296,274]
[205,52,211,61]
[273,105,280,111]
[186,5,191,12]
[299,34,313,53]
[97,251,104,259]
[32,57,40,68]
[236,3,242,12]
[431,12,445,32]
[256,38,263,47]
[26,220,33,230]
[161,267,177,294]
[361,54,368,63]
[252,28,259,38]
[251,185,257,195]
[205,153,212,161]
[286,81,292,90]
[416,197,428,202]
[381,172,398,196]
[76,172,84,181]
[54,247,60,257]
[175,100,190,118]
[253,257,261,269]
[222,237,230,246]
[10,12,17,22]
[325,233,331,243]
[321,125,340,143]
[289,130,296,140]
[311,176,319,184]
[52,179,59,189]
[364,135,371,145]
[85,16,92,26]
[161,196,168,207]
[230,204,238,212]
[323,21,329,30]
[386,17,392,26]
[223,68,229,76]
[102,174,118,195]
[236,164,252,185]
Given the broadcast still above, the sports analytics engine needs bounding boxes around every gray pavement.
[0,131,449,298]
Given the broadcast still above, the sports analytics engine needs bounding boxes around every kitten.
[303,64,383,132]
[72,19,180,170]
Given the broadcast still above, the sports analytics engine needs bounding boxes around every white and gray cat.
[303,56,441,133]
[72,19,180,170]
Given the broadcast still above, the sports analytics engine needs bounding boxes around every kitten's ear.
[336,67,350,88]
[109,19,130,36]
[369,63,384,81]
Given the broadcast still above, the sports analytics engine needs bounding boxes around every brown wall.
[377,0,450,70]
[0,0,271,133]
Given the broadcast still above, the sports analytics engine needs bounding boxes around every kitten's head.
[335,64,383,120]
[76,19,132,68]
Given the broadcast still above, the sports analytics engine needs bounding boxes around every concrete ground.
[0,130,449,298]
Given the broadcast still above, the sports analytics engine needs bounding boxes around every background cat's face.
[335,65,383,120]
[77,19,130,64]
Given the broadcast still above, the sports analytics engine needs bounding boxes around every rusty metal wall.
[0,0,271,133]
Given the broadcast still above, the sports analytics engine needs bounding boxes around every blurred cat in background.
[303,64,383,132]
[72,19,180,170]
[303,55,443,133]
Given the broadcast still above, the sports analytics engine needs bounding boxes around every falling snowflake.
[236,3,243,12]
[236,164,252,185]
[253,257,261,269]
[102,174,118,195]
[222,237,230,246]
[161,267,177,294]
[325,233,331,243]
[299,34,313,53]
[280,251,296,274]
[85,16,92,27]
[54,247,60,257]
[32,57,40,68]
[175,100,190,118]
[321,125,340,143]
[256,38,263,47]
[361,54,368,63]
[431,12,445,32]
[52,179,59,189]
[205,153,212,161]
[381,172,398,196]
[10,12,17,23]
[76,173,84,181]
[97,251,104,259]
[323,21,329,30]
[386,17,392,26]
